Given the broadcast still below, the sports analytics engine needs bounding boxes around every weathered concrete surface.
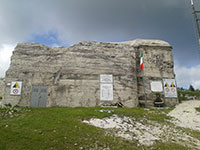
[0,79,4,99]
[2,39,178,107]
[136,45,176,106]
[119,39,171,47]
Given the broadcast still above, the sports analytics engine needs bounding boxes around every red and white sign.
[13,89,19,94]
[165,87,170,92]
[10,81,22,96]
[163,79,177,98]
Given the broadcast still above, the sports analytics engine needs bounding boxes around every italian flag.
[140,52,143,71]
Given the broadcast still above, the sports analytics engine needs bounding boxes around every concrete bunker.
[2,39,178,107]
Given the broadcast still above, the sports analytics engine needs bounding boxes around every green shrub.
[189,85,195,91]
[178,88,200,102]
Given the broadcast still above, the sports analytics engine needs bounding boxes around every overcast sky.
[0,0,200,89]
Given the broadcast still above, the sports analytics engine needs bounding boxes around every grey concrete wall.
[3,41,138,107]
[2,39,178,107]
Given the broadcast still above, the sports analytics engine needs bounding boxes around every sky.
[0,0,200,89]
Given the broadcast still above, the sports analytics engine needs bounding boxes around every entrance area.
[30,86,48,107]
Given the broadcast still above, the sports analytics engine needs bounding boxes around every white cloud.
[0,44,16,77]
[0,0,198,80]
[175,65,200,89]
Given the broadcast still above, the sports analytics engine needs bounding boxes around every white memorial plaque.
[10,81,22,96]
[100,75,113,83]
[100,84,113,101]
[163,79,177,98]
[150,81,163,92]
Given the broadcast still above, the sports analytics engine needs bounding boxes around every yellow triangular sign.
[16,82,20,88]
[165,83,169,87]
[13,82,20,88]
[171,82,175,87]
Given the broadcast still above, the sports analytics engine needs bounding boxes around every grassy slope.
[0,107,199,150]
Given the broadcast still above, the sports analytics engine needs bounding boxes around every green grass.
[0,106,198,150]
[196,107,200,112]
[0,107,136,150]
[152,142,190,150]
[113,107,173,123]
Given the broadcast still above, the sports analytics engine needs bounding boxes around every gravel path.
[168,100,200,131]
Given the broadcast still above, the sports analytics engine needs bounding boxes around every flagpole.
[142,67,147,107]
[140,51,147,107]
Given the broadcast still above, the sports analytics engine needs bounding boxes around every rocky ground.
[83,100,200,149]
[168,100,200,130]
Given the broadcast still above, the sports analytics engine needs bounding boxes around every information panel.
[100,75,113,83]
[10,81,22,96]
[100,84,113,101]
[150,81,163,92]
[163,79,177,98]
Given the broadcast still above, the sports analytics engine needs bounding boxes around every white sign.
[100,84,113,101]
[150,81,163,92]
[100,75,113,83]
[163,79,177,98]
[10,81,22,95]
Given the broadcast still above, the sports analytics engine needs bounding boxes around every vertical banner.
[163,79,177,98]
[100,75,113,101]
[10,81,22,96]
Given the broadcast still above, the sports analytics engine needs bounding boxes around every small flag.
[140,52,143,71]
